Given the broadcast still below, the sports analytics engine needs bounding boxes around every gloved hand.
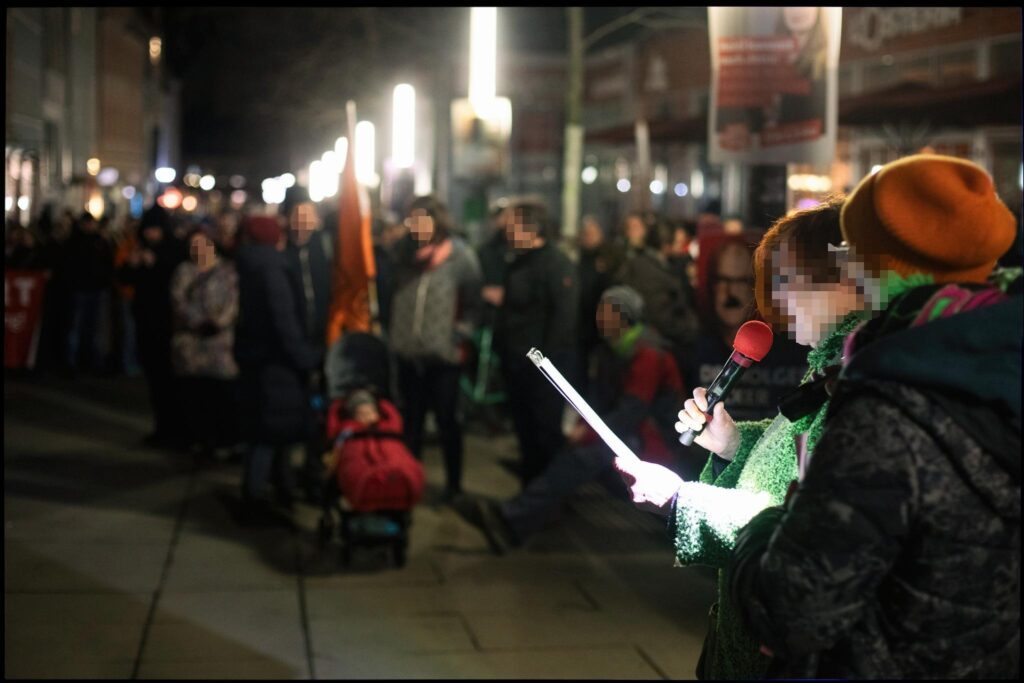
[613,455,684,517]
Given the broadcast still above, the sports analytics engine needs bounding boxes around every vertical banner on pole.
[5,270,48,369]
[708,7,842,166]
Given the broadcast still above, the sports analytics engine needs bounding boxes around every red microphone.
[679,320,774,446]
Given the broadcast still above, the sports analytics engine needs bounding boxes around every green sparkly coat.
[669,312,865,680]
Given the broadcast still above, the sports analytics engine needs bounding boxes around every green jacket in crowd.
[668,311,866,680]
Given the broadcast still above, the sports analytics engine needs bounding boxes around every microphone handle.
[679,352,751,446]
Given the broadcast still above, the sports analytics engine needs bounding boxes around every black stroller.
[318,332,412,568]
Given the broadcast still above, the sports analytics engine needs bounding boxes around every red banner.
[5,270,48,369]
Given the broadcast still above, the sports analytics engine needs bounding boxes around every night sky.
[161,7,697,183]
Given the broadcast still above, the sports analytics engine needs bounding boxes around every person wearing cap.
[462,284,686,550]
[234,215,322,523]
[613,198,873,679]
[727,154,1021,678]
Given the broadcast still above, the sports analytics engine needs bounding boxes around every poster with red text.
[708,7,842,166]
[5,270,48,369]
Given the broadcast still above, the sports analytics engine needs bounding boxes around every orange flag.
[326,101,378,347]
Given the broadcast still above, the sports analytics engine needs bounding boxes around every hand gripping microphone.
[678,320,774,446]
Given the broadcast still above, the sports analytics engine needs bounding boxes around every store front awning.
[838,77,1022,128]
[584,77,1021,146]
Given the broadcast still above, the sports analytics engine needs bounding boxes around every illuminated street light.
[469,7,497,119]
[199,174,215,191]
[650,180,665,195]
[581,166,598,185]
[392,84,416,169]
[674,182,689,197]
[355,120,377,186]
[280,173,296,189]
[18,196,31,211]
[182,196,198,212]
[690,170,705,199]
[155,167,176,183]
[322,150,341,174]
[5,197,13,211]
[87,158,101,176]
[158,187,183,210]
[617,179,631,193]
[149,37,162,65]
[97,167,119,187]
[308,160,325,203]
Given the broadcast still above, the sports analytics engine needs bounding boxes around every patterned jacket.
[728,282,1021,679]
[170,260,239,379]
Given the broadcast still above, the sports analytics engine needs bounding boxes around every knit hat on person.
[841,154,1017,284]
[600,285,645,325]
[243,216,283,246]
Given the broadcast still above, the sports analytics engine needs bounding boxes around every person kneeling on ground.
[462,285,687,553]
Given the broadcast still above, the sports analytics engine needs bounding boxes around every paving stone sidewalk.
[5,374,716,679]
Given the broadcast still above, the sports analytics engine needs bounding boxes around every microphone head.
[733,320,774,362]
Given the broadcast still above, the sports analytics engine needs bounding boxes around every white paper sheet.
[527,348,640,462]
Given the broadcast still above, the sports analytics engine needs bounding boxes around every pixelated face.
[783,6,819,33]
[770,242,857,347]
[289,203,320,245]
[189,232,216,267]
[596,299,629,340]
[625,216,647,248]
[713,243,755,328]
[353,403,380,427]
[406,208,435,244]
[505,208,540,249]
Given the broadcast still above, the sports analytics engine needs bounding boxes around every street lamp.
[392,84,416,169]
[355,121,377,187]
[155,167,176,184]
[199,174,215,191]
[469,7,497,119]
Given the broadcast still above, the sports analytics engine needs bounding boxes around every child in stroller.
[319,387,424,567]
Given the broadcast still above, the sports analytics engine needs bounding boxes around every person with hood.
[724,155,1021,679]
[612,198,870,679]
[389,195,482,501]
[118,204,186,447]
[234,215,322,521]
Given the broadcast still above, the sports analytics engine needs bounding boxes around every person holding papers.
[613,198,869,680]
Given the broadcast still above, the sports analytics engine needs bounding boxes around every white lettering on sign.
[6,277,36,308]
[849,7,963,52]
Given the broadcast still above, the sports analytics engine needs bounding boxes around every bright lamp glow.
[393,84,416,169]
[261,177,286,205]
[308,161,325,203]
[322,150,340,174]
[355,121,376,186]
[617,179,631,193]
[122,186,136,199]
[97,167,119,187]
[469,7,497,119]
[674,183,688,197]
[280,173,296,189]
[155,167,176,183]
[581,166,598,184]
[871,165,883,175]
[650,180,665,195]
[182,196,198,212]
[18,196,31,211]
[87,158,101,176]
[6,197,14,211]
[690,170,705,199]
[158,187,183,210]
[199,175,215,191]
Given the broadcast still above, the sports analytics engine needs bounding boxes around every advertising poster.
[5,270,48,369]
[708,7,842,166]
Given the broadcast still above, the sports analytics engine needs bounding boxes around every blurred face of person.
[671,228,689,255]
[580,218,604,250]
[714,243,755,330]
[189,233,217,269]
[596,300,630,342]
[770,243,859,348]
[505,208,543,250]
[625,215,647,248]
[289,203,320,246]
[406,209,435,245]
[142,226,163,245]
[353,403,380,427]
[783,7,819,35]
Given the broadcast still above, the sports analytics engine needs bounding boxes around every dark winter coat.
[616,248,699,353]
[234,243,321,445]
[66,229,114,292]
[284,229,334,353]
[495,242,578,362]
[728,283,1021,679]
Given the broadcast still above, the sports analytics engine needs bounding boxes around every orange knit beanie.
[840,154,1016,284]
